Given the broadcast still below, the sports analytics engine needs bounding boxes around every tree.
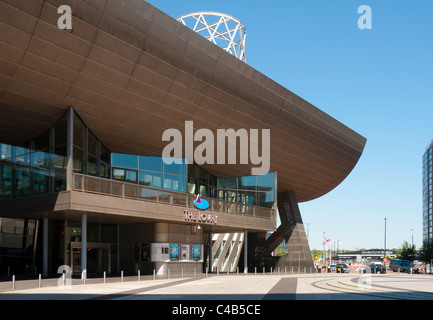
[397,241,416,261]
[420,238,433,272]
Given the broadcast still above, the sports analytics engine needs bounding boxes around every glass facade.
[0,107,276,275]
[0,113,68,200]
[72,112,111,179]
[423,141,433,242]
[112,155,187,193]
[0,218,37,274]
[112,156,276,209]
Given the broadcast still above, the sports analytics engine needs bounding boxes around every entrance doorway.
[70,242,111,275]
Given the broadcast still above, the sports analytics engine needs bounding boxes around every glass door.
[70,242,111,275]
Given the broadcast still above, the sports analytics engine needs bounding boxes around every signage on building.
[193,194,209,210]
[184,209,218,224]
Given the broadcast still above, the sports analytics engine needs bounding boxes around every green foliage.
[420,238,433,264]
[397,241,416,261]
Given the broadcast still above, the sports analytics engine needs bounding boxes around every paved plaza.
[0,273,432,300]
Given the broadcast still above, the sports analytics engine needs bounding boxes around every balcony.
[73,173,275,221]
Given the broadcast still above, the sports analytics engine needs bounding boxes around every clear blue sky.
[146,0,433,250]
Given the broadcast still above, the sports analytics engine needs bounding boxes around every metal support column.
[81,214,87,279]
[208,232,212,273]
[244,230,248,273]
[42,218,48,277]
[66,106,74,191]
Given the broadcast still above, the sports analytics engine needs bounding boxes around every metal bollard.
[12,275,15,290]
[121,270,124,282]
[38,274,42,288]
[153,269,156,280]
[138,270,140,281]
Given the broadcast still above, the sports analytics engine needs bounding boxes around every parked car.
[389,259,413,273]
[336,263,349,273]
[358,264,386,274]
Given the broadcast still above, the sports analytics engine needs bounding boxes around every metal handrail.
[73,173,274,220]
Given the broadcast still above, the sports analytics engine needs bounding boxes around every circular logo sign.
[193,194,209,210]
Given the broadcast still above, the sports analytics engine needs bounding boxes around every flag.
[322,238,331,246]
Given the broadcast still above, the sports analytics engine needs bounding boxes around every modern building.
[423,140,433,242]
[0,0,366,277]
[336,249,396,264]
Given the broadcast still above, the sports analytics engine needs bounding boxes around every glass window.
[218,177,237,189]
[33,129,50,152]
[187,177,196,195]
[112,168,125,181]
[164,174,186,193]
[13,146,29,165]
[112,153,138,169]
[163,158,186,176]
[87,131,99,157]
[188,164,197,180]
[257,172,275,192]
[100,163,110,179]
[238,190,257,206]
[258,192,274,208]
[238,176,257,190]
[139,171,162,189]
[139,156,162,173]
[0,144,12,160]
[73,148,84,173]
[101,224,117,243]
[31,151,50,170]
[87,155,97,177]
[100,144,111,164]
[87,222,99,242]
[15,166,30,197]
[125,170,137,183]
[53,171,66,192]
[53,113,68,147]
[32,170,49,195]
[0,163,12,200]
[73,113,86,149]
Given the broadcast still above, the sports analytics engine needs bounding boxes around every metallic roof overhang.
[0,0,366,202]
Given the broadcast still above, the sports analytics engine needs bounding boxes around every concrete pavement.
[0,273,432,300]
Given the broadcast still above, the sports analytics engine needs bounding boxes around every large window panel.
[112,168,125,181]
[125,170,137,184]
[164,174,186,193]
[257,172,275,192]
[112,153,138,169]
[139,171,162,189]
[15,166,30,197]
[163,158,186,176]
[139,156,162,173]
[31,151,50,170]
[32,169,49,195]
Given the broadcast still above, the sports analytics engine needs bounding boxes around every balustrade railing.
[73,173,274,220]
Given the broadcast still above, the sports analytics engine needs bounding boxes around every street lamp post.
[384,217,387,264]
[410,228,414,249]
[323,231,326,266]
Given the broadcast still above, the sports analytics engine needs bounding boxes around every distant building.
[336,249,396,263]
[423,140,433,242]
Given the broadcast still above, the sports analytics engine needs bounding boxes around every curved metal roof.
[0,0,366,202]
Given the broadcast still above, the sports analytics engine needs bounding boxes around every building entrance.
[70,242,111,275]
